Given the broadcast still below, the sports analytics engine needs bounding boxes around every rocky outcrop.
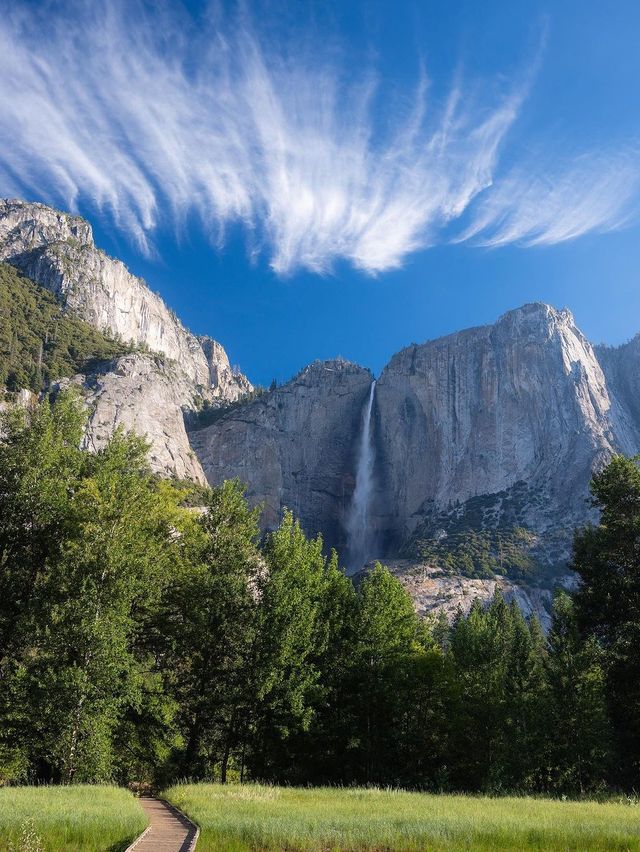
[52,353,206,482]
[0,199,251,398]
[189,359,373,550]
[378,560,577,632]
[0,199,252,480]
[200,337,252,402]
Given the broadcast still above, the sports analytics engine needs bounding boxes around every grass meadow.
[164,783,640,851]
[0,785,147,852]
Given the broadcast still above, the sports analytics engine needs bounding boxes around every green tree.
[0,263,129,393]
[544,591,611,793]
[38,432,185,781]
[248,512,342,781]
[258,542,358,786]
[446,596,508,791]
[0,394,187,782]
[500,604,548,790]
[445,593,547,792]
[0,395,86,781]
[573,455,640,783]
[155,479,262,782]
[347,564,425,784]
[0,396,85,664]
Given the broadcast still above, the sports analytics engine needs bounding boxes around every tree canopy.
[0,396,636,795]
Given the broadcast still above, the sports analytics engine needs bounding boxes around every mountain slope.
[0,200,252,481]
[0,262,130,390]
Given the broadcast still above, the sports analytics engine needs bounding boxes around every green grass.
[0,786,147,852]
[164,783,640,851]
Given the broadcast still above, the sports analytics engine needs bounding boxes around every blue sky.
[1,0,639,385]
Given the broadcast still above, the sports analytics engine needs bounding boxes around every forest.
[0,392,638,795]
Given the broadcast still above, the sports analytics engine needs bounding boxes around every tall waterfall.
[346,379,376,573]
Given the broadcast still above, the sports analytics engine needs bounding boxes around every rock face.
[189,359,373,551]
[595,334,640,455]
[0,199,250,398]
[372,304,624,570]
[378,560,577,633]
[71,353,206,482]
[0,199,251,479]
[200,337,252,402]
[193,303,640,588]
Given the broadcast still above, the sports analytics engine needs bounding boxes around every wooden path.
[127,797,199,851]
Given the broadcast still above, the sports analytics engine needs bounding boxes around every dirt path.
[127,797,199,851]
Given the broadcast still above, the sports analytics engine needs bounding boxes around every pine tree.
[153,479,261,782]
[573,455,640,784]
[546,591,612,793]
[266,546,358,785]
[347,564,424,784]
[247,512,339,781]
[500,603,548,790]
[446,596,508,791]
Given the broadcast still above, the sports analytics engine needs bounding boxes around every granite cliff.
[189,359,372,553]
[3,198,640,625]
[192,302,640,624]
[0,200,251,481]
[373,303,620,572]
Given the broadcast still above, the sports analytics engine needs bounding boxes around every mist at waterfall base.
[346,380,377,574]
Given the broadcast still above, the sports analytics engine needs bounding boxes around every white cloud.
[457,151,640,247]
[0,1,637,275]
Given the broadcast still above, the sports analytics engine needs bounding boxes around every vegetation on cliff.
[0,262,130,392]
[185,385,266,432]
[0,393,638,796]
[406,483,564,583]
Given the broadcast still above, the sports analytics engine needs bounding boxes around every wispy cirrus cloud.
[0,1,637,275]
[457,151,640,247]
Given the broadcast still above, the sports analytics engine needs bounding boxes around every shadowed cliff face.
[596,334,640,455]
[189,359,373,552]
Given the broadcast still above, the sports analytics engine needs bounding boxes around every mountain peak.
[0,198,94,250]
[496,301,575,330]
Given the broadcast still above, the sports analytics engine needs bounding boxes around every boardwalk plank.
[128,797,198,852]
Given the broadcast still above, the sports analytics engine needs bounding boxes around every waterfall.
[346,379,376,573]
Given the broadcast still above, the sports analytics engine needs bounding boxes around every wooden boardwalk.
[127,797,199,851]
